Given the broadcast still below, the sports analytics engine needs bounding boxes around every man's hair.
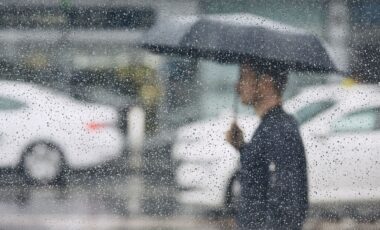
[244,60,289,96]
[266,67,288,97]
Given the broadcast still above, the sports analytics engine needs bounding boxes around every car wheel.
[225,176,240,216]
[21,142,66,185]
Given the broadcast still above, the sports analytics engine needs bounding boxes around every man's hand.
[226,122,245,150]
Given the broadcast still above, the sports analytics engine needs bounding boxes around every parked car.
[0,81,124,184]
[172,83,380,212]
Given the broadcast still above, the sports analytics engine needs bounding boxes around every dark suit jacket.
[237,106,308,230]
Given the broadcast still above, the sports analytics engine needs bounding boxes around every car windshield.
[294,100,336,125]
[0,96,26,110]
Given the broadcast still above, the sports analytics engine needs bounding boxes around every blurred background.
[0,0,379,229]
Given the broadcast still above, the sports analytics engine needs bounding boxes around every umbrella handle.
[232,93,239,122]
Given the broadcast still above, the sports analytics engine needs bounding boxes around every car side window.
[0,96,26,110]
[332,107,379,133]
[294,100,335,125]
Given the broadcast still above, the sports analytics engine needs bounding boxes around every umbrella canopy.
[138,14,338,72]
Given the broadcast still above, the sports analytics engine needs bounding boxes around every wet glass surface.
[0,1,379,229]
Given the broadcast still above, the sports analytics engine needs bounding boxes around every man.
[226,61,308,230]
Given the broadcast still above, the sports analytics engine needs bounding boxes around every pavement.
[0,167,379,230]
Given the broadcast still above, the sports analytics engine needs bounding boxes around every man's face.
[237,64,260,105]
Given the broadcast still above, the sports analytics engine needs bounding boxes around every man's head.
[237,61,288,106]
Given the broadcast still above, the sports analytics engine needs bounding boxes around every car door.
[324,107,380,201]
[307,106,380,203]
[0,95,29,166]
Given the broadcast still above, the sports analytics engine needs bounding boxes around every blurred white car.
[0,81,124,184]
[173,83,380,210]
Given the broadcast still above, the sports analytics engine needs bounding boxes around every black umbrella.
[138,14,338,72]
